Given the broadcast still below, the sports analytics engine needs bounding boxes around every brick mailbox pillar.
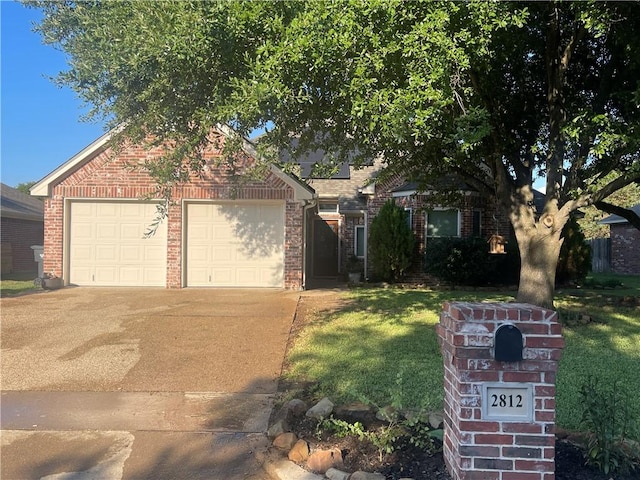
[436,302,565,480]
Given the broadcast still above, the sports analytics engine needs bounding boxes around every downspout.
[302,198,318,290]
[364,210,369,281]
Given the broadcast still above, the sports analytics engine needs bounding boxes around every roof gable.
[30,125,313,202]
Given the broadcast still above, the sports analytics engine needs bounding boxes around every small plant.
[346,255,363,273]
[318,373,442,462]
[320,414,434,463]
[579,376,637,474]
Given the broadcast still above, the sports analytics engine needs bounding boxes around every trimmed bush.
[369,200,416,282]
[557,216,591,286]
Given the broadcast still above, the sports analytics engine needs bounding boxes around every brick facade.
[1,217,44,274]
[610,224,640,275]
[437,302,565,480]
[41,135,308,289]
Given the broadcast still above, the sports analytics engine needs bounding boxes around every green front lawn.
[0,273,39,297]
[285,274,640,439]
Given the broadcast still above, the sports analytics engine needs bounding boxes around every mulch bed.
[287,411,638,480]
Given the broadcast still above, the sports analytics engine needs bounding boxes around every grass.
[285,273,640,440]
[0,273,39,297]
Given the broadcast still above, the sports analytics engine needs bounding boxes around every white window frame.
[404,207,413,229]
[319,201,339,213]
[354,224,366,258]
[425,208,461,238]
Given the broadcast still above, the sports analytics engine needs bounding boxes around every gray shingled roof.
[0,183,44,222]
[598,204,640,225]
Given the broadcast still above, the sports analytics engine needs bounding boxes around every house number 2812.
[482,384,533,421]
[491,393,523,408]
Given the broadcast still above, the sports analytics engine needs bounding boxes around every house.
[301,157,503,283]
[30,127,314,289]
[31,126,502,289]
[1,183,44,275]
[598,204,640,275]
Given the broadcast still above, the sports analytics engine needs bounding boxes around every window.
[319,202,339,213]
[355,225,366,258]
[404,208,413,229]
[426,209,460,237]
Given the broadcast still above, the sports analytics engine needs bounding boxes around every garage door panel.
[144,246,166,262]
[70,267,92,284]
[188,268,210,284]
[186,202,284,287]
[70,245,93,262]
[120,245,142,262]
[121,223,145,239]
[97,223,118,239]
[72,202,93,216]
[143,267,166,284]
[211,269,234,286]
[212,226,234,241]
[119,267,142,284]
[212,246,234,262]
[95,245,118,262]
[69,202,167,286]
[71,223,94,241]
[96,203,118,218]
[189,225,210,242]
[94,266,117,284]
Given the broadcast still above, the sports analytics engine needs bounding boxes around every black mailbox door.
[494,324,523,362]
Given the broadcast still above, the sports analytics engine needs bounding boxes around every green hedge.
[424,236,520,286]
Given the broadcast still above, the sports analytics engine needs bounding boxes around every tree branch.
[594,201,640,230]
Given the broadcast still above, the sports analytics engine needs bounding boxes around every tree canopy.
[27,0,640,307]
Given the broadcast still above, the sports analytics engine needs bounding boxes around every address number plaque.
[482,383,533,422]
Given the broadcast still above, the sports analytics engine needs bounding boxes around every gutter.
[302,198,318,290]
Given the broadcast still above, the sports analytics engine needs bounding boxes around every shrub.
[557,216,591,285]
[580,376,637,475]
[369,200,416,282]
[424,236,520,286]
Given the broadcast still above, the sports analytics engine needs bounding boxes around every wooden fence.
[589,238,611,273]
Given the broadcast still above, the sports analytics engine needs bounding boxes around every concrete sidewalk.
[1,287,300,479]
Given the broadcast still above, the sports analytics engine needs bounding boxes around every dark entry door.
[313,219,339,277]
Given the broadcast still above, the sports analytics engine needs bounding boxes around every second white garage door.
[185,202,285,287]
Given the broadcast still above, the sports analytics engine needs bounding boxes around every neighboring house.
[31,127,314,289]
[1,183,44,275]
[598,204,640,275]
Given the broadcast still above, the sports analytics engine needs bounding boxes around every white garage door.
[69,201,167,286]
[186,202,284,287]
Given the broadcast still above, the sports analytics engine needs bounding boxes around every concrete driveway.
[1,287,300,479]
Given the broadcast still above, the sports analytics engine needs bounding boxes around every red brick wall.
[340,214,365,274]
[1,217,44,274]
[437,302,565,480]
[610,224,640,275]
[42,138,305,288]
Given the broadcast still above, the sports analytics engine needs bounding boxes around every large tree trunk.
[515,226,563,310]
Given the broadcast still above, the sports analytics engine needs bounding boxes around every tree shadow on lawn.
[288,287,640,440]
[286,288,514,411]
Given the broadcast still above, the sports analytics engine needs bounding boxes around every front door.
[313,219,339,277]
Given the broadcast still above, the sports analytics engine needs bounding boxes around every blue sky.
[1,1,106,188]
